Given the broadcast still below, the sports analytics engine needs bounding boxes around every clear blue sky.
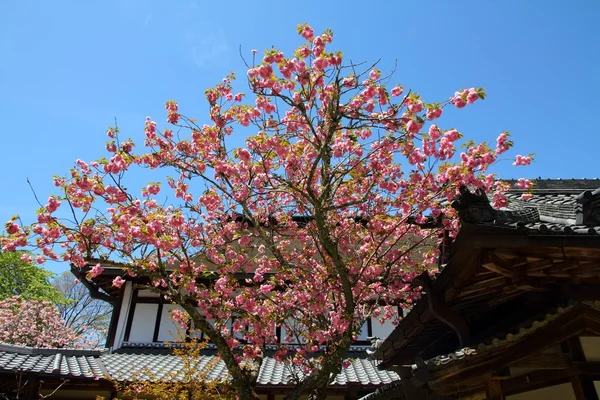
[1,0,599,273]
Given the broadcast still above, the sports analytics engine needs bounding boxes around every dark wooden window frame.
[124,289,396,346]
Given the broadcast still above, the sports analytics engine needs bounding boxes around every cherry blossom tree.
[2,24,531,399]
[0,296,78,348]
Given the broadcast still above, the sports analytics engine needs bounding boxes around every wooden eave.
[424,303,600,389]
[377,222,600,368]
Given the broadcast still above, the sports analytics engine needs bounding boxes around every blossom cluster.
[0,296,78,348]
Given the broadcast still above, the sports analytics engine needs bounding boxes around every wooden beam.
[511,353,570,370]
[485,252,551,292]
[570,375,591,400]
[24,374,37,399]
[522,258,554,271]
[569,361,600,375]
[411,271,471,347]
[488,289,523,307]
[501,369,570,395]
[561,285,600,301]
[452,391,486,400]
[105,285,125,348]
[394,367,429,400]
[485,253,513,277]
[484,379,505,400]
[512,264,551,292]
[152,301,164,342]
[565,337,600,400]
[470,232,600,250]
[482,262,512,277]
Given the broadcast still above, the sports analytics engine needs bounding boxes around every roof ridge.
[0,343,106,357]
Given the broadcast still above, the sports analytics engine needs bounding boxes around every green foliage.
[0,250,66,304]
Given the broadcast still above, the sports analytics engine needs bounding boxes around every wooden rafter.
[425,305,600,389]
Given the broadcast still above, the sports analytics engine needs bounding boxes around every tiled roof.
[422,300,600,369]
[103,349,229,382]
[105,346,399,387]
[375,180,600,367]
[0,343,399,388]
[330,358,398,386]
[0,344,106,379]
[453,180,600,235]
[500,190,599,234]
[503,178,600,191]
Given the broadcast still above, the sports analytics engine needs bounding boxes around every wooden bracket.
[483,252,550,292]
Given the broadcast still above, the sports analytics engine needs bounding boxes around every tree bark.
[181,303,260,400]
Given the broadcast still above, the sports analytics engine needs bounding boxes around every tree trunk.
[181,303,260,400]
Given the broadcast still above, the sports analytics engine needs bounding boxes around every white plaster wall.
[113,281,133,349]
[128,303,158,342]
[580,336,600,361]
[506,383,576,400]
[157,304,186,342]
[509,345,564,378]
[357,320,369,341]
[371,316,396,339]
[281,318,304,344]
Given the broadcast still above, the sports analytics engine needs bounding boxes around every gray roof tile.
[421,301,600,369]
[104,348,399,386]
[0,345,105,379]
[0,343,399,388]
[457,182,600,235]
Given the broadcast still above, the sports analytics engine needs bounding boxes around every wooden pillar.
[345,384,359,400]
[484,379,505,400]
[394,366,428,400]
[565,337,599,400]
[20,373,38,399]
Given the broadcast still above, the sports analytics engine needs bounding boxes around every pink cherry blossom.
[426,108,443,120]
[513,154,533,166]
[453,97,467,108]
[406,119,422,134]
[112,276,126,288]
[369,69,381,81]
[515,178,533,190]
[313,57,328,70]
[0,296,78,348]
[89,264,104,278]
[5,221,19,235]
[238,235,251,247]
[300,25,314,40]
[391,86,403,97]
[496,131,513,154]
[467,88,479,104]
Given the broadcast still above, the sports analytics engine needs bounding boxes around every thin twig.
[26,178,44,208]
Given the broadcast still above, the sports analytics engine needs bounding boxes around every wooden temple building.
[370,179,600,400]
[2,178,599,399]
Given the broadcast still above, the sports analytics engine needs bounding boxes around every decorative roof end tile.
[576,188,600,226]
